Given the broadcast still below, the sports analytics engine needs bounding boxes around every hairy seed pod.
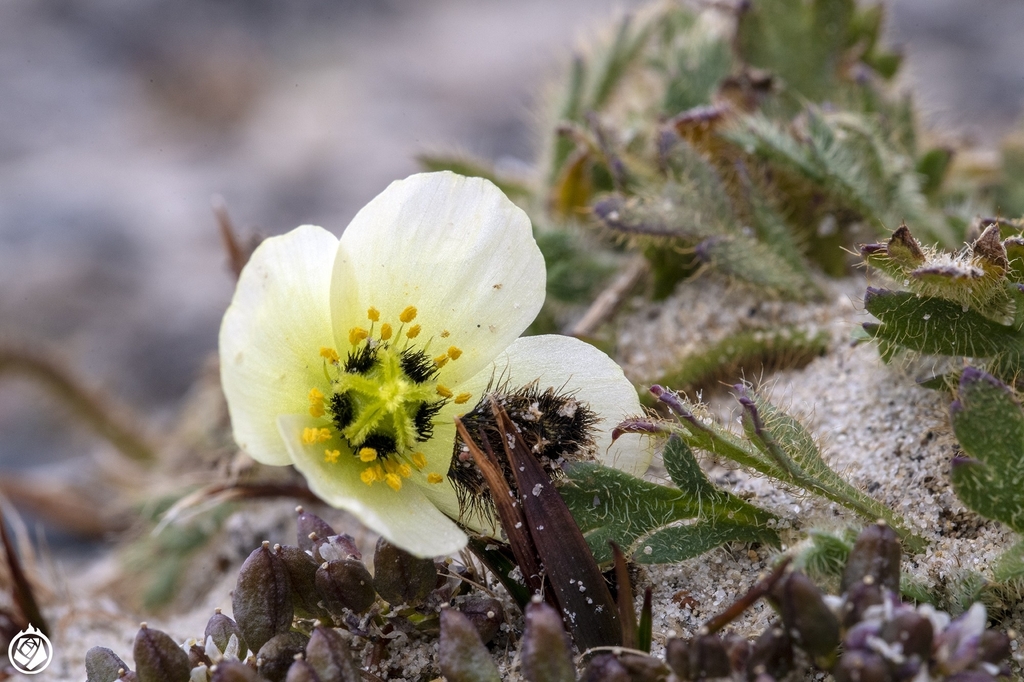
[842,522,902,594]
[256,632,310,682]
[133,623,191,682]
[315,559,376,616]
[372,538,437,606]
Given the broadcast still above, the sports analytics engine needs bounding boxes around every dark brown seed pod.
[580,653,631,682]
[285,659,321,682]
[841,522,902,594]
[133,623,191,682]
[520,601,575,682]
[832,650,894,682]
[210,660,262,682]
[256,631,310,682]
[879,609,933,661]
[278,545,330,620]
[746,624,793,681]
[233,542,294,653]
[85,646,131,682]
[438,608,501,682]
[458,595,505,645]
[205,610,248,659]
[305,626,360,682]
[768,572,840,666]
[315,559,376,616]
[296,507,336,553]
[372,538,437,607]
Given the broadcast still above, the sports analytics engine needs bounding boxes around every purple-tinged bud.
[935,603,987,675]
[285,659,321,682]
[372,538,437,607]
[256,631,310,682]
[746,625,793,681]
[210,660,261,681]
[768,572,840,666]
[885,224,926,268]
[439,609,501,682]
[232,542,294,653]
[520,601,576,682]
[279,545,329,620]
[133,623,191,682]
[205,610,248,660]
[842,522,902,594]
[459,596,505,645]
[841,582,884,628]
[973,223,1008,273]
[832,650,894,682]
[296,507,336,553]
[879,609,933,661]
[85,646,131,682]
[315,559,376,616]
[580,653,630,682]
[312,535,361,564]
[977,629,1011,664]
[844,620,883,652]
[305,626,359,682]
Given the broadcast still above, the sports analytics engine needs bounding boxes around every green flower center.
[305,305,471,491]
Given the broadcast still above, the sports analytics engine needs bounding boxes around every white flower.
[219,172,650,557]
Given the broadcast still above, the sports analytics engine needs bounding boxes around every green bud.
[520,601,575,682]
[372,538,437,606]
[233,541,294,653]
[256,632,310,682]
[315,559,376,616]
[133,623,191,682]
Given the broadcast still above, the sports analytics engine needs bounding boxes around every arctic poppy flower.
[219,172,649,557]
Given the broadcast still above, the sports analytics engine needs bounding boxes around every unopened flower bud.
[372,538,437,606]
[256,632,310,682]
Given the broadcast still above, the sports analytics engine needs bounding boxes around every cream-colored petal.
[458,335,653,476]
[219,225,339,465]
[330,172,545,385]
[279,414,468,558]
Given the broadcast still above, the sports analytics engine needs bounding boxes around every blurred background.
[1,0,1023,557]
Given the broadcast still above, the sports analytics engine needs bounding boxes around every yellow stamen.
[383,460,398,475]
[308,388,325,418]
[434,354,449,368]
[358,447,378,463]
[406,324,421,339]
[399,306,418,323]
[302,428,318,444]
[361,467,377,485]
[374,464,385,480]
[324,449,340,464]
[454,392,472,405]
[398,463,412,478]
[384,473,402,491]
[440,330,451,338]
[436,384,453,399]
[367,307,380,322]
[319,347,340,363]
[380,323,393,341]
[447,346,463,360]
[317,428,331,442]
[427,473,444,484]
[349,327,369,345]
[411,452,427,469]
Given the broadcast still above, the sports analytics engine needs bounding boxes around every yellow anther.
[399,306,418,323]
[374,464,385,480]
[367,307,380,322]
[316,428,331,442]
[398,463,412,478]
[324,449,341,464]
[360,467,377,485]
[380,323,393,341]
[447,346,463,360]
[308,388,325,418]
[440,330,451,338]
[436,384,453,399]
[384,473,403,491]
[411,452,427,469]
[406,324,422,339]
[434,354,449,368]
[427,473,444,484]
[349,327,369,346]
[319,347,340,363]
[358,447,378,463]
[383,460,398,475]
[302,427,331,444]
[454,393,472,405]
